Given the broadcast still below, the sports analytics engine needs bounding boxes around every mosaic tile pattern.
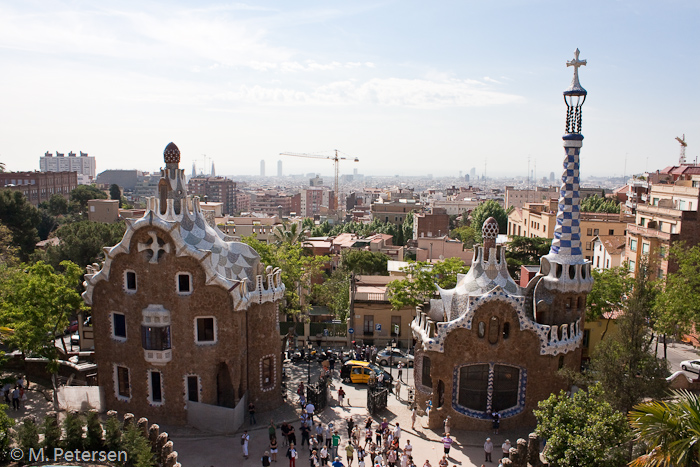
[550,143,582,257]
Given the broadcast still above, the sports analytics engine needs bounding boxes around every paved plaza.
[168,359,534,467]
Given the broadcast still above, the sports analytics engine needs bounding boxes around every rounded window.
[478,322,486,338]
[569,265,576,280]
[503,322,510,340]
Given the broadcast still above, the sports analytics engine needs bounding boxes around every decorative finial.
[482,217,499,257]
[164,142,180,164]
[563,49,588,135]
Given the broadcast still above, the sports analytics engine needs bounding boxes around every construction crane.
[675,134,687,164]
[280,150,359,216]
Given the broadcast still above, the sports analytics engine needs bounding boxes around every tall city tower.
[535,49,593,328]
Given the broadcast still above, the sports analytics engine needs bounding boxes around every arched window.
[492,365,520,412]
[457,364,489,411]
[502,322,510,340]
[488,316,500,344]
[478,322,486,338]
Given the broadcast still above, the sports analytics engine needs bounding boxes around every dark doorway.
[216,362,236,408]
[437,380,445,408]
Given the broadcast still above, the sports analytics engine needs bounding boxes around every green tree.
[0,261,87,405]
[41,414,61,452]
[16,416,41,454]
[341,249,389,275]
[535,383,630,467]
[240,235,328,320]
[0,406,14,462]
[272,222,306,246]
[580,194,620,213]
[62,411,84,451]
[470,200,507,242]
[401,211,414,246]
[0,222,20,267]
[310,269,351,320]
[655,243,700,340]
[109,184,122,208]
[387,257,469,309]
[70,185,107,212]
[449,225,477,250]
[120,424,155,467]
[586,259,668,413]
[0,190,41,261]
[629,389,700,467]
[505,236,551,278]
[39,194,69,216]
[44,220,126,269]
[585,266,633,340]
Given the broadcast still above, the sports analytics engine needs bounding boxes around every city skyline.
[1,1,698,178]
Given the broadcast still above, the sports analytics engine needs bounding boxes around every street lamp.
[390,339,396,381]
[306,337,312,385]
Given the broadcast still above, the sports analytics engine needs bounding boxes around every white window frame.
[111,312,127,342]
[184,374,201,405]
[113,364,131,402]
[124,270,137,293]
[176,272,193,295]
[147,369,165,406]
[194,316,218,345]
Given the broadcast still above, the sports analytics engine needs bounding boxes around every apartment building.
[187,176,237,215]
[625,177,700,279]
[508,199,632,262]
[0,171,77,206]
[370,198,420,225]
[40,151,96,183]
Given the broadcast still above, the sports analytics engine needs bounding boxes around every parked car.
[340,360,393,385]
[377,348,414,367]
[680,359,700,374]
[64,321,79,335]
[70,332,80,346]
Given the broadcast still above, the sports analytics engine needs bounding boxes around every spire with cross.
[565,48,587,95]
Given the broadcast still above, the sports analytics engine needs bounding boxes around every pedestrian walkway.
[169,361,534,466]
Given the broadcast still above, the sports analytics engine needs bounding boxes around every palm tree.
[272,222,307,246]
[0,161,5,173]
[629,389,700,466]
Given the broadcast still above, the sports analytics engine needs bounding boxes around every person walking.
[491,412,500,435]
[438,455,448,467]
[332,431,341,459]
[269,420,278,440]
[262,450,271,467]
[411,407,417,429]
[306,402,316,423]
[346,416,355,439]
[395,380,401,400]
[11,386,20,411]
[484,437,493,463]
[501,439,511,459]
[320,445,329,466]
[281,422,291,446]
[403,440,413,458]
[345,443,355,466]
[270,436,279,462]
[287,443,298,467]
[325,424,333,448]
[338,387,346,406]
[441,434,453,457]
[249,402,257,425]
[443,416,450,436]
[301,421,311,448]
[393,423,401,444]
[241,430,250,459]
[332,456,345,467]
[288,425,297,447]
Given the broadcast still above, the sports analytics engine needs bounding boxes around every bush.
[104,412,122,452]
[85,410,104,450]
[120,424,154,467]
[0,406,13,463]
[16,416,40,455]
[62,411,84,451]
[41,414,61,451]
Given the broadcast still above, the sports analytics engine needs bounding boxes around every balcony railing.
[627,224,671,241]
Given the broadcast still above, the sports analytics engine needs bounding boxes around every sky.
[1,1,699,179]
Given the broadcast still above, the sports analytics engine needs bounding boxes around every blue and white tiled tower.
[539,49,593,295]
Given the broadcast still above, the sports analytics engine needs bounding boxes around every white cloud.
[219,77,523,108]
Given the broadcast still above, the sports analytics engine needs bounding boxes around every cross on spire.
[566,48,586,90]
